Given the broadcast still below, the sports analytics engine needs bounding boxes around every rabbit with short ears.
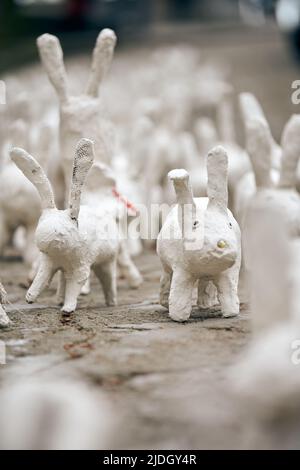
[0,282,10,327]
[37,29,117,197]
[157,146,241,322]
[10,139,119,314]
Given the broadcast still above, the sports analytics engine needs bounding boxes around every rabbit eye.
[193,220,199,230]
[229,222,233,229]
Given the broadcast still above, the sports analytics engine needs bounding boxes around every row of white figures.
[37,29,143,290]
[0,28,142,291]
[0,380,113,450]
[10,139,123,314]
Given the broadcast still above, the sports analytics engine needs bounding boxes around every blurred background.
[1,0,300,72]
[1,0,300,451]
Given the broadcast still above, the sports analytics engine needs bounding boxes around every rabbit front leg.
[169,268,195,322]
[118,240,143,289]
[159,269,172,309]
[56,270,66,305]
[26,254,55,303]
[93,260,117,306]
[24,225,40,282]
[61,274,86,314]
[214,263,240,318]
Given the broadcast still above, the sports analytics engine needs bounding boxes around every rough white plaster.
[10,139,120,314]
[37,29,117,198]
[157,145,241,322]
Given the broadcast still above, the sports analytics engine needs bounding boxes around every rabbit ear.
[69,139,94,222]
[279,114,300,188]
[244,117,273,188]
[240,92,282,172]
[207,145,228,213]
[239,92,267,124]
[245,205,292,335]
[168,169,195,207]
[37,34,68,103]
[85,29,117,97]
[216,85,236,143]
[10,148,56,210]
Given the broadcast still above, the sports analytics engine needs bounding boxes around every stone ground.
[0,22,299,449]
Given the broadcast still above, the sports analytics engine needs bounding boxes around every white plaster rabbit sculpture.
[242,113,300,262]
[157,146,241,322]
[232,206,300,445]
[37,29,117,197]
[234,92,282,225]
[0,282,10,327]
[10,138,119,314]
[82,159,143,291]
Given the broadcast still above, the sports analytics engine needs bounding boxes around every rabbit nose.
[217,239,227,249]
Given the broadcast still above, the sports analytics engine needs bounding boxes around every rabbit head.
[169,146,240,276]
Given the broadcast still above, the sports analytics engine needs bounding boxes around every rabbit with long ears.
[243,114,300,245]
[0,282,10,327]
[10,139,119,314]
[157,146,241,322]
[37,29,117,199]
[232,207,300,443]
[234,92,282,225]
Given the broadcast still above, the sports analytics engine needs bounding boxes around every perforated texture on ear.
[69,139,94,222]
[207,145,228,212]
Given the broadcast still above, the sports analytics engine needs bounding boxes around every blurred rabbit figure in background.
[234,92,282,226]
[37,28,117,199]
[232,206,300,449]
[0,380,114,449]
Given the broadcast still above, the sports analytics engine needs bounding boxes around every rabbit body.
[28,205,119,312]
[11,139,120,314]
[59,95,114,185]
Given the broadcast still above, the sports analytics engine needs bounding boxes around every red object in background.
[68,0,89,18]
